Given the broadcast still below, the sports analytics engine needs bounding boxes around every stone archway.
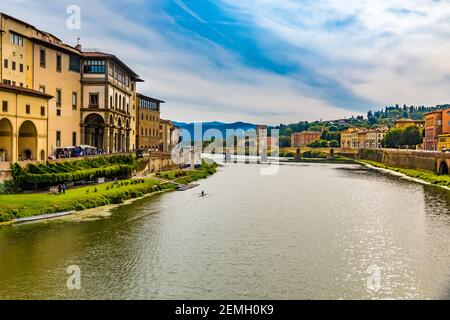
[84,113,105,150]
[439,161,449,175]
[18,120,37,161]
[0,118,13,162]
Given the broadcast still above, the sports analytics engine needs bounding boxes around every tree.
[329,140,340,148]
[308,139,329,148]
[401,126,422,147]
[279,136,291,148]
[382,128,403,148]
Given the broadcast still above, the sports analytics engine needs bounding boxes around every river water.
[1,162,450,300]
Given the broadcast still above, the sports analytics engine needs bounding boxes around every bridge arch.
[439,160,449,175]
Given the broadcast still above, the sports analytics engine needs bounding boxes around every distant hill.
[174,121,258,141]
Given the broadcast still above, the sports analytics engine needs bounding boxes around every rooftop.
[137,93,165,104]
[0,83,53,99]
[394,119,425,123]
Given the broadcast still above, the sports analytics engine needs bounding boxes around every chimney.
[75,38,81,51]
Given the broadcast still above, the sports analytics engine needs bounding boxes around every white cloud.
[1,0,358,124]
[219,0,450,108]
[5,0,449,125]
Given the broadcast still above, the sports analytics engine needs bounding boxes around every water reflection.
[1,163,450,299]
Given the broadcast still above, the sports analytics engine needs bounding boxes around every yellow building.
[0,83,52,163]
[160,119,175,152]
[80,52,142,153]
[136,93,164,151]
[1,13,82,154]
[438,134,450,151]
[394,119,425,129]
[341,128,359,149]
[1,12,145,158]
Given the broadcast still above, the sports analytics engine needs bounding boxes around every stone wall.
[358,149,443,172]
[138,152,178,175]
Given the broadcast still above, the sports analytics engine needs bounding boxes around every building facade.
[365,128,388,149]
[358,129,368,149]
[80,52,142,153]
[394,119,425,129]
[0,12,153,160]
[160,119,175,152]
[136,93,163,151]
[341,127,387,149]
[291,131,321,148]
[340,128,359,149]
[438,134,450,151]
[0,83,52,162]
[424,110,444,151]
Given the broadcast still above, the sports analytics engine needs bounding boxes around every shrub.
[302,150,328,159]
[12,155,138,191]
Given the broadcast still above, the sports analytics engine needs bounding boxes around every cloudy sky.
[2,0,450,125]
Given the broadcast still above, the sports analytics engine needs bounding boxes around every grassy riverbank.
[359,160,450,187]
[0,162,218,223]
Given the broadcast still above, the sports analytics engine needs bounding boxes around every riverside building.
[136,93,164,151]
[291,131,321,148]
[0,12,171,164]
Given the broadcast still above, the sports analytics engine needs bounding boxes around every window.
[2,101,7,113]
[56,131,61,147]
[108,63,114,77]
[69,55,81,72]
[12,61,16,71]
[89,93,99,108]
[25,104,30,114]
[39,85,46,93]
[56,89,62,106]
[40,106,45,116]
[83,60,105,74]
[9,33,23,46]
[19,64,23,72]
[3,59,8,69]
[72,132,77,146]
[72,92,78,109]
[57,109,61,117]
[56,54,62,72]
[40,48,46,68]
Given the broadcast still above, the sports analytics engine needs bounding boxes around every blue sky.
[2,0,450,125]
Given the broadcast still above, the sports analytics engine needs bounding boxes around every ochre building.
[0,12,174,163]
[291,131,321,148]
[0,83,52,162]
[136,93,164,151]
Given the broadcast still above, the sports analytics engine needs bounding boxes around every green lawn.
[0,163,218,223]
[359,160,450,187]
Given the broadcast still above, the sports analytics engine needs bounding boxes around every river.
[1,162,450,300]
